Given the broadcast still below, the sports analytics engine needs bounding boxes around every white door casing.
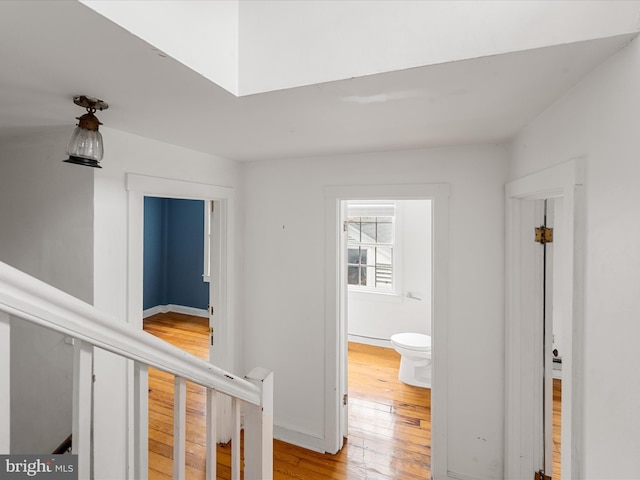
[324,183,450,478]
[504,159,585,480]
[126,174,236,475]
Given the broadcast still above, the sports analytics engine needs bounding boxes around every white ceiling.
[0,1,637,161]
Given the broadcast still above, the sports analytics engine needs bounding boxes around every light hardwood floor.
[144,312,561,479]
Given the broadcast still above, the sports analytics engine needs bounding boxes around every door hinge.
[343,220,348,232]
[343,393,348,406]
[210,327,214,346]
[208,305,214,315]
[535,226,553,244]
[534,470,551,480]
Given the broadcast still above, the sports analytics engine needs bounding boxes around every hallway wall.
[242,144,508,479]
[0,127,93,454]
[509,35,640,479]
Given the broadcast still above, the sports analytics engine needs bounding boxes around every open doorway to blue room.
[143,197,209,319]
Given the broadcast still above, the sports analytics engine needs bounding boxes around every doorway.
[504,160,585,480]
[142,197,209,321]
[126,174,236,478]
[343,198,432,476]
[537,198,563,479]
[324,183,450,478]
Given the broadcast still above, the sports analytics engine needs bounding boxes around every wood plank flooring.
[144,312,561,479]
[553,377,562,480]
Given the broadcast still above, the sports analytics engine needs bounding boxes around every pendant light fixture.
[64,95,108,168]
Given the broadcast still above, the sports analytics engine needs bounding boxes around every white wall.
[509,35,640,480]
[91,126,243,479]
[0,127,93,453]
[81,0,240,94]
[348,199,432,344]
[238,0,640,95]
[242,145,507,478]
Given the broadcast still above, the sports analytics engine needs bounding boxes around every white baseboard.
[273,423,325,454]
[143,304,208,319]
[447,471,483,480]
[348,334,392,349]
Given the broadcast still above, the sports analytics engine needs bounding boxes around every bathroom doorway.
[343,198,432,476]
[325,183,450,476]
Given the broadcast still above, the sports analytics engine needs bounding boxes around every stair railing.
[0,260,273,480]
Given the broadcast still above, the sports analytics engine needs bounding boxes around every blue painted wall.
[143,197,208,311]
[143,197,166,309]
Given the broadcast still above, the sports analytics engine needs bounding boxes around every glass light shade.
[66,126,103,161]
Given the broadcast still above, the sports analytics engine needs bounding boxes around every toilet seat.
[391,333,431,352]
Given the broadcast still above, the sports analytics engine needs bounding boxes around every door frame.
[504,159,585,480]
[324,183,450,478]
[126,174,236,478]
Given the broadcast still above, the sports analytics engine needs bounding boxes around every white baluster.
[231,396,241,480]
[0,312,10,454]
[133,362,148,480]
[244,368,274,480]
[173,377,187,480]
[72,340,94,479]
[206,388,217,480]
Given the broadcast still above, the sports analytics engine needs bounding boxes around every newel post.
[0,311,10,453]
[244,368,274,480]
[72,340,94,480]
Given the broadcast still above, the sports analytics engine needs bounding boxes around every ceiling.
[0,1,636,162]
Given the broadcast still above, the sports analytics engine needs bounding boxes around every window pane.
[348,248,360,264]
[348,266,359,285]
[376,247,393,267]
[377,222,393,243]
[347,221,361,242]
[360,246,374,266]
[361,222,376,242]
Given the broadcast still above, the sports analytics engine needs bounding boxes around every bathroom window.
[347,203,395,292]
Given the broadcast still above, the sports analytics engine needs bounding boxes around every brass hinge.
[343,393,348,406]
[343,221,348,232]
[210,327,214,346]
[208,305,214,315]
[535,226,553,244]
[535,470,551,480]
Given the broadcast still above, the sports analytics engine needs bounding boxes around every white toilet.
[390,333,432,388]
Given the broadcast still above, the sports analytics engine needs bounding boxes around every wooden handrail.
[0,260,261,406]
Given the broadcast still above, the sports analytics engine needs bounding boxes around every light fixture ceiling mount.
[64,95,109,168]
